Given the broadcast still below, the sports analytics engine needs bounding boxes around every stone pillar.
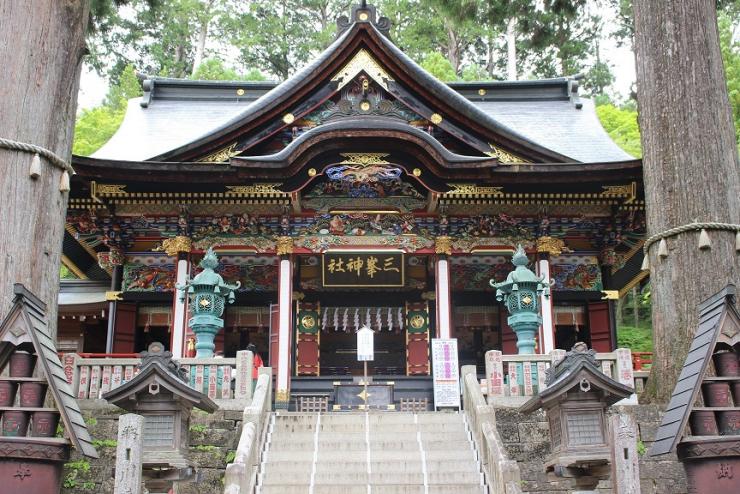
[537,236,564,353]
[609,410,641,494]
[435,237,453,339]
[98,247,124,354]
[114,413,144,494]
[163,236,192,358]
[275,237,294,409]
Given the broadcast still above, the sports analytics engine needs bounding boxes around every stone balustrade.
[484,348,638,404]
[64,351,254,409]
[461,365,523,494]
[223,369,272,494]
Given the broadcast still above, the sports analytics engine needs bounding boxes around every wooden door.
[112,303,137,354]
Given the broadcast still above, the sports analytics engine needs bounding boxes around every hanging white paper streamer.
[321,307,328,332]
[387,307,393,332]
[375,307,381,331]
[342,308,348,332]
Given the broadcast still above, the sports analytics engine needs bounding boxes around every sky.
[76,4,637,110]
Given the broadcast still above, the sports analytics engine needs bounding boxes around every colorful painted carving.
[551,256,603,291]
[451,263,512,291]
[300,213,419,237]
[122,264,176,292]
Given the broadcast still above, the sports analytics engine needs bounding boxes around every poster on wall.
[431,338,461,409]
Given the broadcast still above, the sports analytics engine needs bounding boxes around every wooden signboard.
[322,251,404,287]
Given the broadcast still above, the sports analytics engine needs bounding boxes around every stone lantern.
[491,244,552,354]
[103,342,218,491]
[519,343,633,489]
[177,248,240,358]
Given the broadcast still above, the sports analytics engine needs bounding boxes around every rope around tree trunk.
[0,136,75,174]
[643,222,740,253]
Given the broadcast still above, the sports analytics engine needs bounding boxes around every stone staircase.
[255,412,488,494]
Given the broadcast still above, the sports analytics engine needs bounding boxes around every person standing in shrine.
[246,343,263,391]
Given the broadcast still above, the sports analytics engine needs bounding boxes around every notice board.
[431,338,461,409]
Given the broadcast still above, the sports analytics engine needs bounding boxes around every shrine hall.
[59,4,646,408]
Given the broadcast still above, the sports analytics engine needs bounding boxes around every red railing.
[632,352,653,370]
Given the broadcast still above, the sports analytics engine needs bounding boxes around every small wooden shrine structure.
[0,284,97,493]
[60,2,646,407]
[520,342,633,488]
[103,342,218,490]
[649,284,740,494]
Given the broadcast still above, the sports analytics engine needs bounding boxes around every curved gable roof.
[91,13,633,165]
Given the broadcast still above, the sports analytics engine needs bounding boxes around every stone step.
[273,412,464,426]
[261,470,483,485]
[273,420,467,431]
[268,431,469,443]
[264,449,477,462]
[258,484,486,494]
[262,459,481,475]
[268,439,473,452]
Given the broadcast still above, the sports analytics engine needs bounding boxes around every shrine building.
[60,3,647,408]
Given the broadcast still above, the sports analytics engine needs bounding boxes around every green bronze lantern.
[177,248,240,358]
[491,244,552,354]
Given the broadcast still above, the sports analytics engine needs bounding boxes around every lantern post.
[491,244,552,354]
[176,248,240,358]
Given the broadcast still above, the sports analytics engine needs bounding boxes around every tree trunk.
[444,22,461,75]
[0,1,89,338]
[191,19,209,75]
[632,287,639,328]
[633,0,740,402]
[506,17,517,80]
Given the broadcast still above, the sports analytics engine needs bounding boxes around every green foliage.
[617,326,653,353]
[63,459,91,489]
[60,265,78,280]
[595,104,642,158]
[637,440,646,456]
[85,417,98,426]
[419,52,458,82]
[190,58,267,81]
[225,450,236,463]
[92,438,117,448]
[73,105,126,156]
[189,424,208,433]
[73,64,142,156]
[192,444,218,452]
[584,60,615,96]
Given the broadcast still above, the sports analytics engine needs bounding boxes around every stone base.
[0,437,71,494]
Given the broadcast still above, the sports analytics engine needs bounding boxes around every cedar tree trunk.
[0,1,90,337]
[633,0,740,402]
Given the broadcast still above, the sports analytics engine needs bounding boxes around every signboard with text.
[431,338,461,409]
[357,326,374,361]
[322,251,404,287]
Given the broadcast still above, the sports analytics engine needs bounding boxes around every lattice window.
[566,411,604,445]
[143,414,175,448]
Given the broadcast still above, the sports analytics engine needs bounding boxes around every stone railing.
[484,348,638,403]
[223,369,272,494]
[64,351,255,408]
[461,365,523,494]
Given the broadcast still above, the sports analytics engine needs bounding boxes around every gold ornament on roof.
[601,182,637,203]
[283,113,295,124]
[536,236,566,256]
[225,184,284,195]
[338,153,391,165]
[430,113,443,125]
[331,49,393,91]
[435,236,453,256]
[198,143,239,163]
[158,236,193,256]
[92,183,128,197]
[276,236,294,256]
[486,144,528,164]
[445,183,504,196]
